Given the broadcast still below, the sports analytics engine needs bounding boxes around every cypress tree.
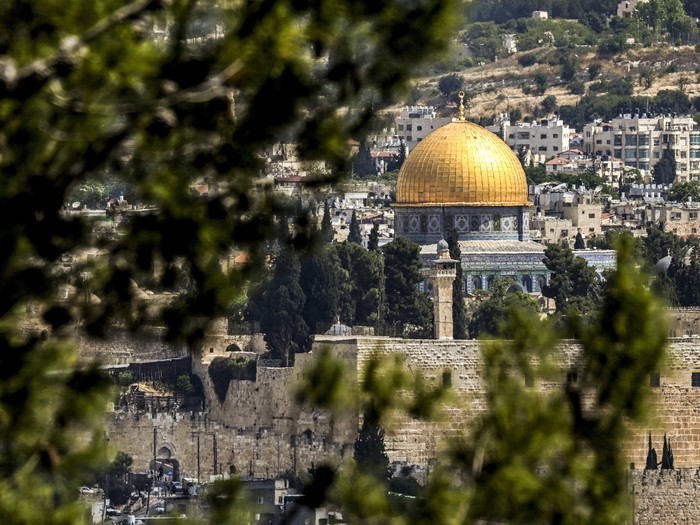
[645,432,658,470]
[368,223,380,251]
[259,247,309,365]
[653,145,677,185]
[321,201,334,243]
[348,210,363,245]
[574,232,585,249]
[353,414,390,482]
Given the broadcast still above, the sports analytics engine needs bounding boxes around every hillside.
[406,44,700,126]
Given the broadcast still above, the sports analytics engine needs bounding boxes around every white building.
[617,0,647,18]
[495,117,573,163]
[395,106,453,152]
[583,114,700,182]
[532,10,548,19]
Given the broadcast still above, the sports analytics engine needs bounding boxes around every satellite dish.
[72,201,81,209]
[594,185,603,193]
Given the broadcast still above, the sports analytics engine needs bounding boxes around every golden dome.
[396,120,529,206]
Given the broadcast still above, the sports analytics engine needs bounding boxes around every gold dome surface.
[396,120,529,206]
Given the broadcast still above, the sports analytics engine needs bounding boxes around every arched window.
[486,275,495,290]
[522,275,533,293]
[536,275,547,292]
[472,276,482,291]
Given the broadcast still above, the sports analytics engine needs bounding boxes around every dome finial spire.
[458,91,466,121]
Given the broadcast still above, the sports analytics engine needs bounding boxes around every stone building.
[583,114,699,182]
[394,106,452,152]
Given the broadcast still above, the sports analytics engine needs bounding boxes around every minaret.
[430,239,458,340]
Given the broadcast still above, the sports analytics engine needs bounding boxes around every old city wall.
[103,334,700,487]
[631,469,700,524]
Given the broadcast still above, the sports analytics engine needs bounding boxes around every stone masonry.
[89,329,700,522]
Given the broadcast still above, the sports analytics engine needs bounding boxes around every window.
[538,146,547,152]
[596,139,602,144]
[406,124,412,131]
[540,134,547,139]
[614,136,622,146]
[639,135,649,146]
[567,370,578,384]
[398,124,404,131]
[407,135,412,142]
[553,133,559,138]
[417,125,422,131]
[625,134,637,146]
[650,373,660,388]
[589,227,595,232]
[589,213,595,219]
[690,212,698,219]
[553,146,559,151]
[653,152,660,159]
[671,212,682,220]
[653,138,660,146]
[442,370,452,388]
[692,372,700,387]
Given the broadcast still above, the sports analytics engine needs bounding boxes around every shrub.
[517,54,537,67]
[569,80,585,95]
[437,73,463,96]
[117,370,135,387]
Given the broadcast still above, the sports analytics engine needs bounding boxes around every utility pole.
[213,434,218,475]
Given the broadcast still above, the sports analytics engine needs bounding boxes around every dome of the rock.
[396,120,529,206]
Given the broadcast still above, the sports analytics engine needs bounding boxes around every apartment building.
[583,114,700,182]
[496,117,573,163]
[645,203,700,236]
[395,106,452,151]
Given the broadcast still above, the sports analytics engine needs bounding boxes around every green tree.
[637,0,691,38]
[672,250,700,305]
[300,245,348,331]
[335,242,385,325]
[353,414,390,482]
[463,22,504,61]
[534,71,549,95]
[348,210,363,245]
[258,248,309,363]
[321,201,335,243]
[542,243,602,326]
[667,180,700,202]
[383,237,433,337]
[368,223,380,252]
[446,228,468,339]
[438,73,463,96]
[352,142,376,178]
[574,232,585,249]
[653,145,677,185]
[467,276,540,338]
[588,62,603,80]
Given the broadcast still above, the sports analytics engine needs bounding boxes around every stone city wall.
[102,335,700,496]
[631,469,700,525]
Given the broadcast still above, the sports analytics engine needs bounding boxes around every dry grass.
[403,45,700,121]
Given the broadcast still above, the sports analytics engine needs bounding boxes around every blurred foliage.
[0,3,460,518]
